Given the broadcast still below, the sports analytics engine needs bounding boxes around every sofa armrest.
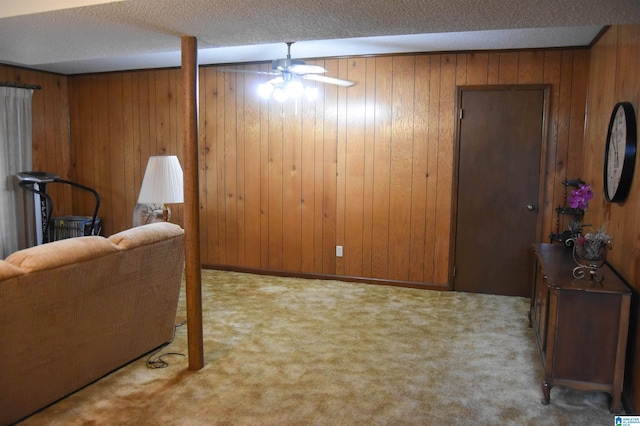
[0,260,25,280]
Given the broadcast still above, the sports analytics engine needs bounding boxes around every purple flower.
[567,184,594,210]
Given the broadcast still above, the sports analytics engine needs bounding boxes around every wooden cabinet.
[530,243,631,413]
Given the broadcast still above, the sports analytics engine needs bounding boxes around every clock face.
[604,102,637,203]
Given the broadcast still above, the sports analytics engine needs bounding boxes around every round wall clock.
[604,102,637,203]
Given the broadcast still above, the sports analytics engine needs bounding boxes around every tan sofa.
[0,222,185,426]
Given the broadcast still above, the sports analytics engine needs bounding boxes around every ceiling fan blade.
[289,64,327,74]
[303,74,355,87]
[265,76,284,85]
[217,68,278,76]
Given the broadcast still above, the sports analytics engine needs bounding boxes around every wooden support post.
[181,35,204,370]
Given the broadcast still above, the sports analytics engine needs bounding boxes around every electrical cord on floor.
[145,320,186,369]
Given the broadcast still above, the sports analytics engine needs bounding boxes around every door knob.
[527,203,537,211]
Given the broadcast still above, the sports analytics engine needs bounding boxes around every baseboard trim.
[201,264,450,291]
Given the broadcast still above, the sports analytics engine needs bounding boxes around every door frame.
[448,84,552,290]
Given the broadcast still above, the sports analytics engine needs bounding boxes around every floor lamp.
[134,155,184,225]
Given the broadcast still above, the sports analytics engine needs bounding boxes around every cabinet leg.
[541,381,551,405]
[610,396,620,414]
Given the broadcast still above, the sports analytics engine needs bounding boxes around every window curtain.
[0,87,34,258]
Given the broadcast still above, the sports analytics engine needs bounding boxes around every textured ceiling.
[1,0,639,75]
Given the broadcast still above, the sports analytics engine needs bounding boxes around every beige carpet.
[20,270,617,425]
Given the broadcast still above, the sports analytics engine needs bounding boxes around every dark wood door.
[454,87,546,297]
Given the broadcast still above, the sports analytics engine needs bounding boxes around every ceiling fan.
[221,42,355,101]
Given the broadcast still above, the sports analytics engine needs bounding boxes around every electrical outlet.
[336,245,343,257]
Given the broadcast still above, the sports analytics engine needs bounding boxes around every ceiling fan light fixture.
[257,83,274,99]
[305,86,318,101]
[286,81,304,98]
[272,86,289,102]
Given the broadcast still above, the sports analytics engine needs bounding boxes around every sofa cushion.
[0,260,25,280]
[108,222,184,250]
[4,236,119,273]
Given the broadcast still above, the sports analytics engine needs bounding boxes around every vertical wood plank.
[300,62,318,272]
[371,56,393,279]
[361,57,377,277]
[409,55,430,282]
[423,55,440,283]
[243,65,263,268]
[344,57,367,277]
[388,55,415,281]
[282,82,303,271]
[498,52,519,84]
[322,59,338,275]
[434,54,456,285]
[466,53,489,85]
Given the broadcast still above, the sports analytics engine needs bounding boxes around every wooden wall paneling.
[566,50,590,236]
[215,67,228,264]
[49,73,72,213]
[60,45,594,287]
[312,61,326,273]
[370,56,393,279]
[136,71,151,202]
[107,73,126,233]
[201,67,216,264]
[498,52,519,84]
[567,50,589,183]
[243,66,264,269]
[542,50,564,240]
[467,53,489,85]
[614,27,640,272]
[29,71,46,170]
[282,77,303,272]
[356,58,376,277]
[300,65,318,273]
[585,28,618,230]
[322,59,338,276]
[423,55,440,284]
[518,51,545,84]
[196,69,207,261]
[388,55,416,281]
[223,70,239,266]
[408,55,430,283]
[267,86,284,270]
[169,67,184,227]
[235,69,246,267]
[487,53,501,85]
[146,71,158,171]
[93,75,111,233]
[41,73,59,208]
[70,76,90,216]
[455,54,467,86]
[121,72,136,229]
[334,58,347,276]
[581,24,640,411]
[434,54,456,285]
[155,70,171,155]
[259,64,272,269]
[361,57,377,277]
[344,57,367,277]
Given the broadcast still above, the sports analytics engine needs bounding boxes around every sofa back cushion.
[108,222,184,249]
[5,236,118,273]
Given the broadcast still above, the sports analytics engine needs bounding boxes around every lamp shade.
[137,156,184,204]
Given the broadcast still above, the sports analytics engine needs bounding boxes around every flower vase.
[572,241,607,283]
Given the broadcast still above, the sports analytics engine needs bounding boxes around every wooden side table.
[530,243,631,413]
